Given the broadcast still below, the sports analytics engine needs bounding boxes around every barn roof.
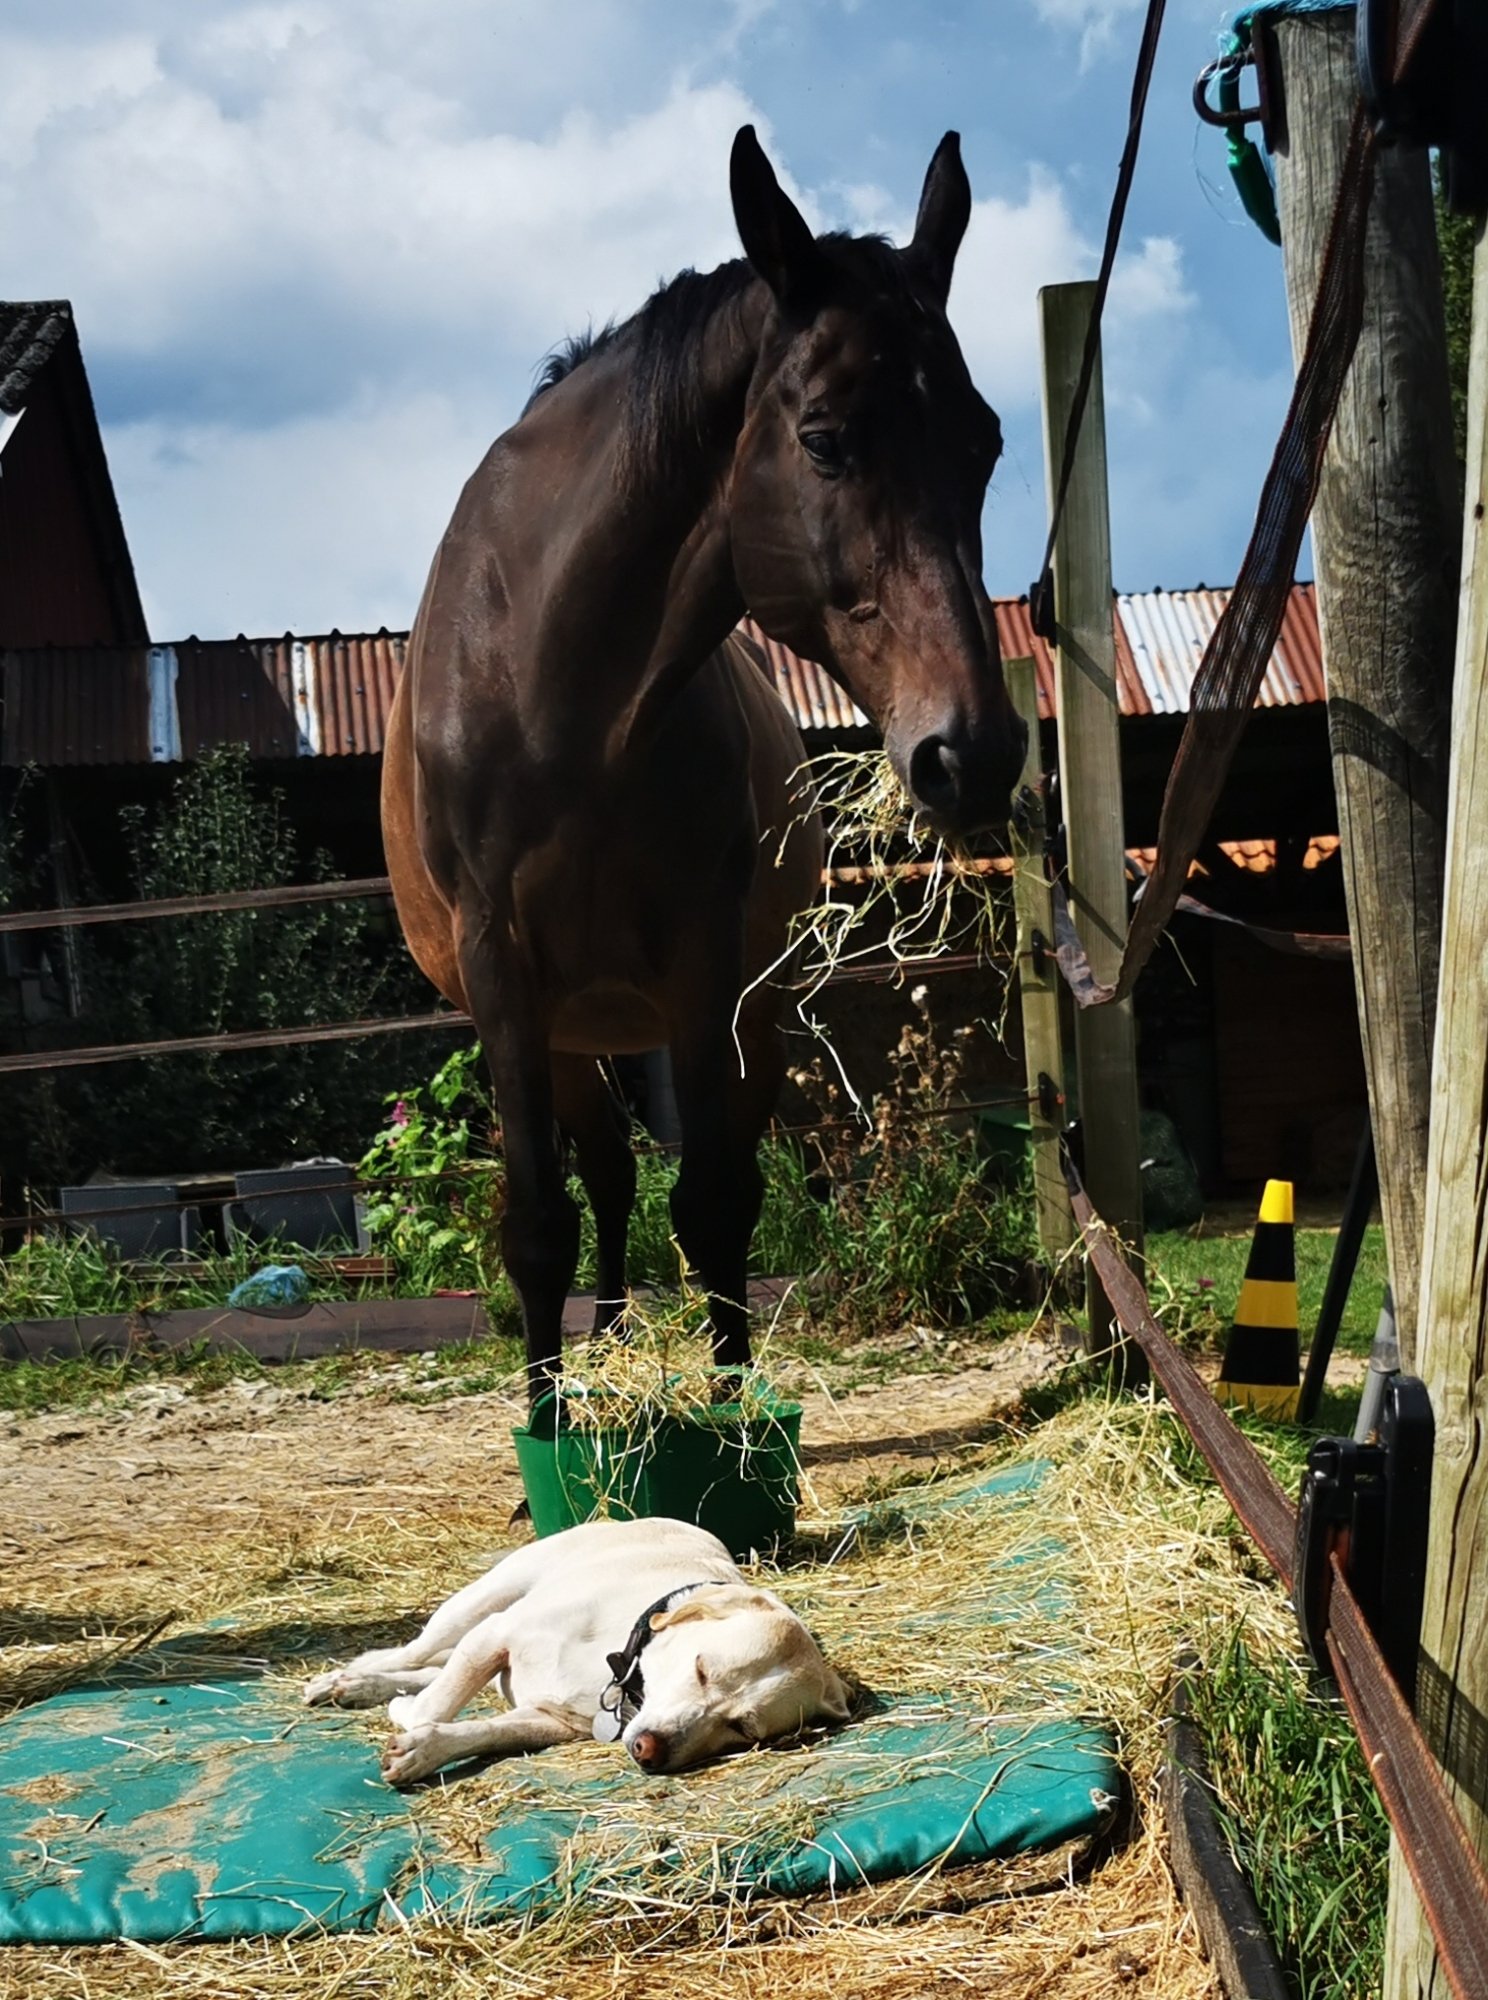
[0,302,73,416]
[0,301,148,647]
[0,585,1325,768]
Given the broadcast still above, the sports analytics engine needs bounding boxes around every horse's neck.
[599,289,769,749]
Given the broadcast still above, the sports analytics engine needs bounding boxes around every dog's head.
[619,1583,851,1774]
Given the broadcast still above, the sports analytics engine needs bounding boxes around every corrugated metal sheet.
[992,597,1153,720]
[1,589,1327,767]
[737,618,871,735]
[1,646,150,765]
[174,638,305,760]
[307,631,405,756]
[1117,583,1324,714]
[1,632,406,766]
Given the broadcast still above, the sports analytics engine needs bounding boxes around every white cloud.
[1029,0,1148,67]
[108,391,494,638]
[0,18,770,411]
[2,2,1214,630]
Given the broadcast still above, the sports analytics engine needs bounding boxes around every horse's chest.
[514,817,743,973]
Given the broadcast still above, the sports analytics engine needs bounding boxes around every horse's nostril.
[908,736,962,814]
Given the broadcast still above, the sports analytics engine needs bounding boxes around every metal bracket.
[1036,1070,1064,1123]
[1294,1374,1434,1703]
[1010,783,1039,845]
[1028,572,1057,645]
[1193,24,1280,145]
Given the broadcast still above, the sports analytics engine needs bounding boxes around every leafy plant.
[358,1043,507,1298]
[357,996,1033,1332]
[784,984,1035,1328]
[0,745,444,1187]
[1436,155,1475,470]
[1150,1265,1225,1353]
[0,1226,379,1323]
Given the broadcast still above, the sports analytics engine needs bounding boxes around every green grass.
[1186,1629,1389,2000]
[0,1230,393,1321]
[1146,1222,1389,1359]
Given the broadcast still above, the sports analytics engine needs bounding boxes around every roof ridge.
[0,301,74,415]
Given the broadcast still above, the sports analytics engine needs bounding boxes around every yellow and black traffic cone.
[1215,1179,1300,1420]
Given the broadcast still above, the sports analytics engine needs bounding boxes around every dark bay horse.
[381,127,1027,1420]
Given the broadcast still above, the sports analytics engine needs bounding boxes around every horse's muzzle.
[903,715,1028,838]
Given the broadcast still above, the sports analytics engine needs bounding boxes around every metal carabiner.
[1193,53,1260,130]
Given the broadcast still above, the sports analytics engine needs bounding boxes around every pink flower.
[391,1099,410,1128]
[1197,1276,1215,1292]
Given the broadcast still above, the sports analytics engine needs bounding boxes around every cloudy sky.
[3,0,1299,640]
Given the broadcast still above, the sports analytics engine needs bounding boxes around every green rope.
[1219,55,1282,244]
[1219,1,1355,245]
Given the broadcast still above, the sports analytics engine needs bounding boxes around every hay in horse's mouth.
[744,749,1018,1109]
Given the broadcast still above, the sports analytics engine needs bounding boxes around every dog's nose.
[629,1730,667,1770]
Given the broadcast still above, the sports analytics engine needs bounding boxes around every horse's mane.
[525,233,917,491]
[522,325,619,413]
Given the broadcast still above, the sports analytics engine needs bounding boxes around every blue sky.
[2,0,1300,639]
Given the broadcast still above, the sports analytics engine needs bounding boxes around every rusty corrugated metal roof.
[1117,583,1324,714]
[992,597,1153,721]
[307,631,407,756]
[1127,834,1340,878]
[737,618,872,735]
[1,646,151,764]
[1,588,1327,767]
[175,639,304,760]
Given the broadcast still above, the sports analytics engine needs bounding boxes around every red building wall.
[0,367,122,647]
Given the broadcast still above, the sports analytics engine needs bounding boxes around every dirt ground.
[0,1332,1067,1639]
[0,1319,1331,1999]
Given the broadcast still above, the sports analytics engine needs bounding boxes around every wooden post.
[1006,654,1073,1268]
[1382,209,1488,2000]
[1038,281,1145,1376]
[1269,13,1457,1371]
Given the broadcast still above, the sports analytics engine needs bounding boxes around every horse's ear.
[906,131,971,307]
[730,125,819,307]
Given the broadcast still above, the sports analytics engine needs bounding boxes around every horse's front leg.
[457,918,578,1427]
[668,976,786,1376]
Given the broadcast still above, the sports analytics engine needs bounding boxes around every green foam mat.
[2,1463,1117,1943]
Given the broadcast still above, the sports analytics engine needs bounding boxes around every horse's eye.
[800,430,845,472]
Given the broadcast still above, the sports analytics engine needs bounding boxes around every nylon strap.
[1052,0,1451,1005]
[1056,101,1377,1005]
[1030,0,1167,639]
[1067,1164,1488,1997]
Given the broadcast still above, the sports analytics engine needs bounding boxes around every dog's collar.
[597,1580,717,1736]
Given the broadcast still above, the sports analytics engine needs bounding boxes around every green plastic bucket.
[512,1395,802,1560]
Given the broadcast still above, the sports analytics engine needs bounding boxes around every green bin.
[512,1394,802,1560]
[975,1103,1032,1178]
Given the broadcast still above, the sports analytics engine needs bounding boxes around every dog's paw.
[381,1724,444,1788]
[303,1669,352,1707]
[385,1692,426,1731]
[304,1669,402,1710]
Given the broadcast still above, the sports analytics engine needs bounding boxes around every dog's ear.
[817,1666,853,1723]
[650,1585,780,1631]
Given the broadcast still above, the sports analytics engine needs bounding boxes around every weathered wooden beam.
[1006,655,1073,1268]
[0,1294,494,1366]
[1382,208,1488,2000]
[1038,280,1145,1377]
[1270,12,1457,1369]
